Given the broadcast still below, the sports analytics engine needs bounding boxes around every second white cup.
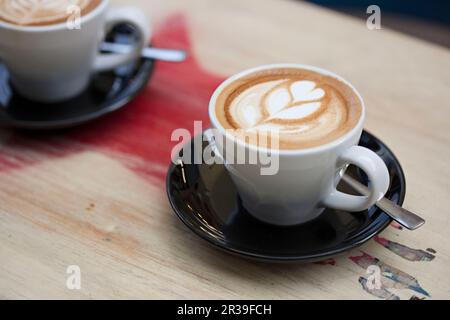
[0,0,150,103]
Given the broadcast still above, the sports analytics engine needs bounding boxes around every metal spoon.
[341,174,425,230]
[100,42,187,62]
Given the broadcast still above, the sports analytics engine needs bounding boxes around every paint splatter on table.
[0,0,448,299]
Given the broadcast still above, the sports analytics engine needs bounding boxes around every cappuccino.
[0,0,102,26]
[214,67,362,150]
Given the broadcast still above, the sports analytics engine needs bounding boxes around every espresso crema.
[215,67,362,150]
[0,0,102,26]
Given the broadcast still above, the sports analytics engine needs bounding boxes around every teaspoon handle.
[100,42,187,62]
[341,174,425,230]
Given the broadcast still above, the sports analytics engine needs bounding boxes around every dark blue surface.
[307,0,450,26]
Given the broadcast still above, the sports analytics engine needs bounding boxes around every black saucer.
[166,131,406,263]
[0,25,154,130]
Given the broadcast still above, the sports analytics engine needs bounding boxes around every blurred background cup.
[0,0,150,103]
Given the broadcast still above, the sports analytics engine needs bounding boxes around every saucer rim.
[166,130,406,263]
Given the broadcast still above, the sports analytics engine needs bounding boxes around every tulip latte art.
[215,68,362,150]
[0,0,101,26]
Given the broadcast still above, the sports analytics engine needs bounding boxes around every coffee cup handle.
[322,146,390,212]
[93,6,150,72]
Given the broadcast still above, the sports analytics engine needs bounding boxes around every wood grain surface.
[0,0,449,299]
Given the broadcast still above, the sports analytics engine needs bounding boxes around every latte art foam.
[215,68,362,150]
[0,0,101,26]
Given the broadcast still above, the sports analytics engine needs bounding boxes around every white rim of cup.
[208,63,366,156]
[0,0,109,32]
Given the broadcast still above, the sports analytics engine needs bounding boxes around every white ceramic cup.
[208,64,390,226]
[0,0,150,103]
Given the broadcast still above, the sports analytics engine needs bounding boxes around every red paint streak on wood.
[348,251,374,265]
[374,235,435,262]
[374,235,389,246]
[313,258,336,266]
[0,14,226,182]
[390,221,403,230]
[68,14,225,180]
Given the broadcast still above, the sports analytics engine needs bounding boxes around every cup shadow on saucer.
[166,130,406,263]
[0,24,155,130]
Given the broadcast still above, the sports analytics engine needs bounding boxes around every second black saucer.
[166,130,406,263]
[0,25,155,130]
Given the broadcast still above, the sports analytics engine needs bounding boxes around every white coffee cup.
[0,0,150,103]
[208,64,390,226]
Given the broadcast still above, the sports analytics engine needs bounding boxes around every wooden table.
[1,0,449,299]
